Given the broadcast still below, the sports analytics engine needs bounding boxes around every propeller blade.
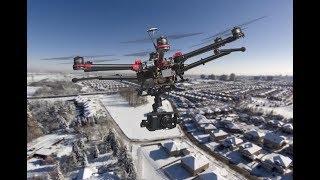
[91,59,120,62]
[202,16,266,41]
[58,59,120,64]
[40,56,75,60]
[124,51,152,57]
[124,49,181,57]
[166,32,203,40]
[40,54,114,60]
[189,27,249,48]
[189,41,211,48]
[120,32,203,44]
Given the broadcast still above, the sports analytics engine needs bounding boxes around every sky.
[27,0,292,75]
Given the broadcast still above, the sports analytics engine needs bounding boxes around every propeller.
[40,54,114,60]
[120,32,203,44]
[201,16,266,42]
[124,49,181,57]
[190,27,249,48]
[57,59,120,64]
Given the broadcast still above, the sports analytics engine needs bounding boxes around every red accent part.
[173,51,183,59]
[131,59,142,72]
[73,62,92,70]
[155,59,164,69]
[157,44,170,49]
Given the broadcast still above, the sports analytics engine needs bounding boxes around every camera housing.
[140,111,180,131]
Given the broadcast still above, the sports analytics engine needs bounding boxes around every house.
[204,141,220,152]
[183,122,197,133]
[238,113,249,122]
[191,131,211,144]
[181,154,210,176]
[161,141,186,156]
[224,122,243,134]
[250,116,265,125]
[201,123,217,133]
[239,142,262,160]
[260,153,292,174]
[282,143,293,156]
[281,123,293,134]
[221,136,243,150]
[244,130,265,144]
[194,169,227,180]
[263,132,287,149]
[210,129,228,142]
[203,107,214,115]
[267,120,284,128]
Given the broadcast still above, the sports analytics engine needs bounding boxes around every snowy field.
[257,105,293,119]
[100,94,183,141]
[27,86,41,97]
[27,73,74,83]
[27,133,76,177]
[27,133,76,158]
[248,97,293,119]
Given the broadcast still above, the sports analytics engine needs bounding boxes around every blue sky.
[28,0,292,75]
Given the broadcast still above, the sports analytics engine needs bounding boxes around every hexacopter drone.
[42,17,265,131]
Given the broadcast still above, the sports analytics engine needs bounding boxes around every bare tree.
[50,161,64,180]
[82,153,89,167]
[93,144,100,158]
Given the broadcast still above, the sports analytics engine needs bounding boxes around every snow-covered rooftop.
[181,154,210,171]
[161,141,184,153]
[222,136,243,147]
[262,153,292,168]
[239,142,262,155]
[264,132,286,144]
[196,169,227,180]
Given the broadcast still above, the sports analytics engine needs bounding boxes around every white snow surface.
[248,97,293,118]
[100,94,182,141]
[27,86,41,97]
[27,133,75,158]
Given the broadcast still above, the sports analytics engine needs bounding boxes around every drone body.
[40,16,267,131]
[70,26,246,131]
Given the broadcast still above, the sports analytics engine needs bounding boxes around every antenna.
[147,27,158,50]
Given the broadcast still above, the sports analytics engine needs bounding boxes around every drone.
[42,17,265,131]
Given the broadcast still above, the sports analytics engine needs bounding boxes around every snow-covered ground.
[257,105,293,119]
[27,73,74,83]
[27,133,76,178]
[137,139,246,180]
[27,133,76,159]
[27,86,41,97]
[248,97,293,119]
[100,94,183,141]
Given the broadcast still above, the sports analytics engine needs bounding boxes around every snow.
[137,146,169,180]
[239,142,262,155]
[181,154,210,171]
[163,162,193,180]
[264,132,286,144]
[77,166,98,180]
[197,169,227,180]
[27,73,74,83]
[248,97,293,118]
[262,153,292,168]
[27,133,75,160]
[100,94,182,141]
[161,141,184,154]
[27,86,41,97]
